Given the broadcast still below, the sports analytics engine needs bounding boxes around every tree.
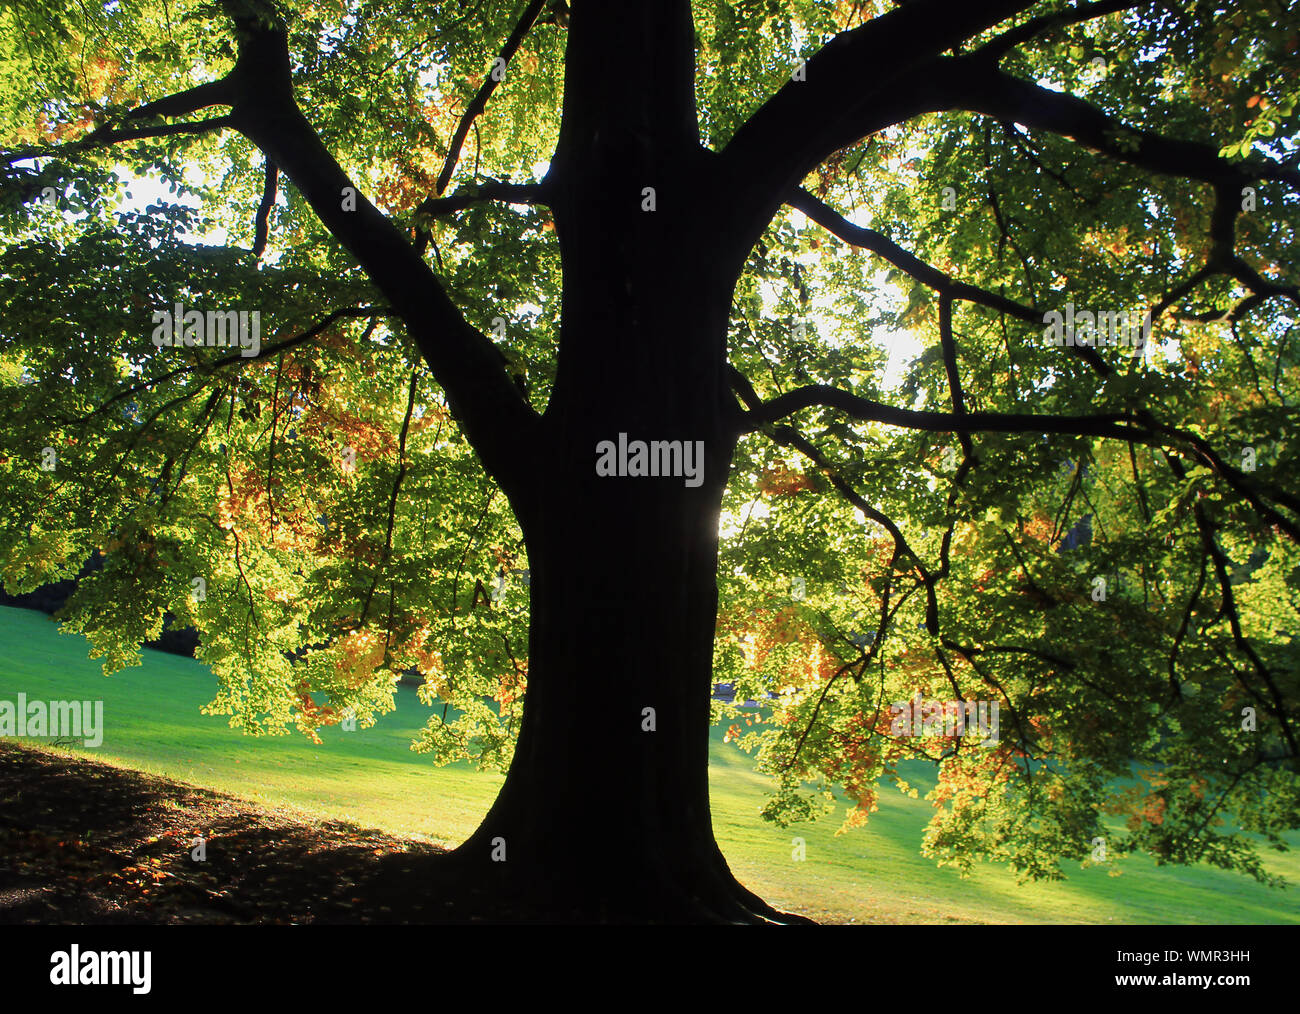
[2,0,1299,922]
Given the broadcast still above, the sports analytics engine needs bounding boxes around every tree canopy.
[2,0,1299,899]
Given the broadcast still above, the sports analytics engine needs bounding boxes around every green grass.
[1,604,1296,923]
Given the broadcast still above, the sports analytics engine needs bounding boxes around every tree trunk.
[444,0,804,923]
[447,221,797,923]
[453,490,776,921]
[451,262,806,920]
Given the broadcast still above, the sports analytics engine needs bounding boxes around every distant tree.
[2,0,1298,921]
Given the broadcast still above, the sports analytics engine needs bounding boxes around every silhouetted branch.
[435,0,549,195]
[253,160,278,258]
[972,0,1156,64]
[788,188,1111,375]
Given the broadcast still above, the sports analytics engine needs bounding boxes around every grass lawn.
[1,604,1296,923]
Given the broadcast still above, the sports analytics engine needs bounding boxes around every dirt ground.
[0,741,531,924]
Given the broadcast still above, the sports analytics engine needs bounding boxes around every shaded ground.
[0,742,538,924]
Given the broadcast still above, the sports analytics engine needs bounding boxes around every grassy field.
[0,604,1296,923]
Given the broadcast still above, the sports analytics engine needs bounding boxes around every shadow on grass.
[0,742,544,924]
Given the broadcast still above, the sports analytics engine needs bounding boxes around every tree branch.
[973,0,1156,64]
[252,160,278,258]
[1,76,239,165]
[4,115,232,163]
[68,305,391,426]
[718,0,1035,222]
[742,382,1145,440]
[938,294,975,462]
[1193,498,1299,759]
[950,62,1300,190]
[435,0,548,195]
[120,77,239,123]
[359,367,421,628]
[219,6,540,505]
[414,180,548,221]
[736,372,1300,546]
[788,187,1111,374]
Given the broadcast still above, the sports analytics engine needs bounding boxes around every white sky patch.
[718,496,770,540]
[757,203,923,394]
[114,164,232,248]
